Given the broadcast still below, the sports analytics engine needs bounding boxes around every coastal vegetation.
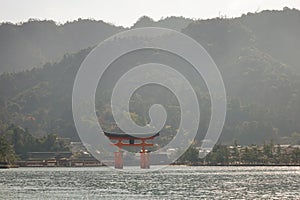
[0,124,69,161]
[178,141,300,165]
[1,124,299,166]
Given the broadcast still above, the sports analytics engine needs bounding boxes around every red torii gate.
[104,132,159,169]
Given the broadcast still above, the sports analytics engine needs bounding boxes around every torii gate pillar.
[114,150,123,169]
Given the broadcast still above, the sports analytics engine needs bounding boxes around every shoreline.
[2,163,300,169]
[0,164,19,169]
[186,163,300,167]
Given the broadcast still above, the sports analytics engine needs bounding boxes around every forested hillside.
[1,8,300,145]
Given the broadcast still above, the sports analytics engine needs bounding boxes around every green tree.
[0,136,17,164]
[291,148,300,164]
[206,144,229,165]
[179,146,199,164]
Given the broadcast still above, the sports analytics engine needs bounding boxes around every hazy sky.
[0,0,299,27]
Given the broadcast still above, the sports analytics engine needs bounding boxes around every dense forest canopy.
[0,8,300,148]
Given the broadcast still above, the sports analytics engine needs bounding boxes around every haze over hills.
[0,19,125,73]
[1,8,300,145]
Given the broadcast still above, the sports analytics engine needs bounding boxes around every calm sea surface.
[0,166,299,199]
